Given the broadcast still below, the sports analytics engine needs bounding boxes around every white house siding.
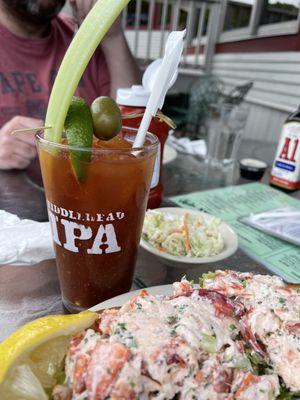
[211,52,300,142]
[241,104,287,143]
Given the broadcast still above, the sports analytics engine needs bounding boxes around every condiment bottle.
[270,106,300,190]
[117,85,169,208]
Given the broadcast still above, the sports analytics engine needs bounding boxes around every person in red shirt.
[0,0,140,170]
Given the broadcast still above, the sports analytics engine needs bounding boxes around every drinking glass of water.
[206,103,249,167]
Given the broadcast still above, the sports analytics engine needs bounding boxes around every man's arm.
[100,19,141,98]
[69,1,141,98]
[0,116,41,170]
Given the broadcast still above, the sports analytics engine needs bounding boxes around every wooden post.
[146,0,156,63]
[134,0,142,57]
[171,0,182,31]
[183,1,197,66]
[204,1,222,74]
[194,3,207,67]
[159,0,169,57]
[153,2,162,29]
[249,0,265,36]
[217,0,228,36]
[296,0,300,32]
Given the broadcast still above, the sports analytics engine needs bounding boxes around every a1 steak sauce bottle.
[270,106,300,191]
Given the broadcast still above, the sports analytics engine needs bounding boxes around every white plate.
[140,207,238,266]
[163,144,177,164]
[90,284,173,311]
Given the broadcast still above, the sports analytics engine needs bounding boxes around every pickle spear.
[45,0,130,143]
[65,97,94,183]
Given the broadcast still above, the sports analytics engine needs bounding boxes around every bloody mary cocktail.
[37,127,158,312]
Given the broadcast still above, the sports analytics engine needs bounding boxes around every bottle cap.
[116,85,150,107]
[116,58,178,107]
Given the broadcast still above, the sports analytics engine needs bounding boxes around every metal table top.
[1,138,299,289]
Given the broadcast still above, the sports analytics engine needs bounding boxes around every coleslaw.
[142,210,224,257]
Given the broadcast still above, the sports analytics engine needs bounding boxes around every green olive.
[91,96,122,140]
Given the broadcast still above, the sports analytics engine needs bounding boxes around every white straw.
[133,30,185,148]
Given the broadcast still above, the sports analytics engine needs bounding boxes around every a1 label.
[270,122,300,186]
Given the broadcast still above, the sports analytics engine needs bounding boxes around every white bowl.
[140,207,238,266]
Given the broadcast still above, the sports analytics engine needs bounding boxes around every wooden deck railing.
[122,0,222,74]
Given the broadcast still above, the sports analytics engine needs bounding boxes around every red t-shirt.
[0,13,110,127]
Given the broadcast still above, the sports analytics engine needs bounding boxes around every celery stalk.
[45,0,130,143]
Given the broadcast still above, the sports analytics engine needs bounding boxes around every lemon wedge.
[0,311,97,399]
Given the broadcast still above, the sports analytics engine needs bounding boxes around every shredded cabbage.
[142,211,224,257]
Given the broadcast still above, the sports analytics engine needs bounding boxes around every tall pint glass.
[36,127,158,312]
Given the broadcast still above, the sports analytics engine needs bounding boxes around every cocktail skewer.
[11,126,52,135]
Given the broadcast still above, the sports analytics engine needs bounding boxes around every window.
[223,0,254,32]
[126,1,149,27]
[260,0,299,26]
[220,0,300,42]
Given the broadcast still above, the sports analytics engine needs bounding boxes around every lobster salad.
[53,270,300,400]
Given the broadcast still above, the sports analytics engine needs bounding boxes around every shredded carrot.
[157,246,167,253]
[182,213,191,254]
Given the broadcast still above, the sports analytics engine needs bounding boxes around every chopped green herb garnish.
[177,304,188,313]
[170,328,177,337]
[245,350,269,376]
[114,322,127,335]
[166,315,178,325]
